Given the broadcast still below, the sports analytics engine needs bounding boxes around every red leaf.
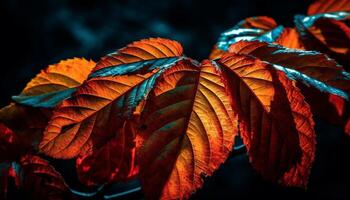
[300,19,350,69]
[218,54,316,187]
[308,0,350,15]
[0,104,51,155]
[18,155,70,200]
[76,119,139,186]
[0,124,22,163]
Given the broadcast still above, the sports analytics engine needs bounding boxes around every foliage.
[1,0,350,199]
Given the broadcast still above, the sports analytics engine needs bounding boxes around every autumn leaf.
[217,53,315,187]
[12,58,96,108]
[0,104,51,150]
[91,37,183,75]
[228,40,350,135]
[39,38,186,160]
[276,27,305,49]
[137,60,238,199]
[2,0,350,197]
[0,124,22,163]
[210,16,283,59]
[228,41,350,93]
[308,0,350,15]
[0,58,95,158]
[295,0,350,69]
[17,155,70,200]
[76,119,139,186]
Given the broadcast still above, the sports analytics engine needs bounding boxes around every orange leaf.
[93,37,183,73]
[300,18,350,68]
[22,58,95,95]
[12,58,95,108]
[228,40,350,136]
[40,38,185,160]
[217,54,315,187]
[308,0,350,15]
[276,27,305,49]
[138,60,238,199]
[228,41,350,92]
[1,58,95,154]
[234,16,277,30]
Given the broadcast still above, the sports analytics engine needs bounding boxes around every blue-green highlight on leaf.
[295,12,350,28]
[112,57,194,118]
[88,57,184,78]
[114,70,164,118]
[217,25,284,51]
[294,12,350,37]
[12,88,76,108]
[272,64,349,100]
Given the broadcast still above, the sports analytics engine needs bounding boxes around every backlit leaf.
[276,27,305,49]
[294,13,350,68]
[40,38,186,159]
[76,119,139,186]
[214,16,281,51]
[12,58,95,108]
[92,37,183,75]
[308,0,350,15]
[217,53,315,187]
[228,40,350,136]
[138,60,238,199]
[228,41,350,98]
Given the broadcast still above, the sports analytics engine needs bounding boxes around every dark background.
[1,0,350,199]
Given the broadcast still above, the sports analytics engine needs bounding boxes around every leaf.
[228,40,350,136]
[0,124,22,163]
[217,53,315,187]
[40,38,185,159]
[294,13,350,68]
[18,155,70,200]
[0,104,51,153]
[276,27,305,49]
[208,47,226,60]
[92,37,183,74]
[137,60,238,199]
[0,58,92,152]
[298,84,350,131]
[308,0,350,15]
[214,16,282,51]
[76,119,139,186]
[228,40,350,97]
[234,16,278,30]
[12,58,95,108]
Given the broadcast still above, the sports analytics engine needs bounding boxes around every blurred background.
[1,0,350,199]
